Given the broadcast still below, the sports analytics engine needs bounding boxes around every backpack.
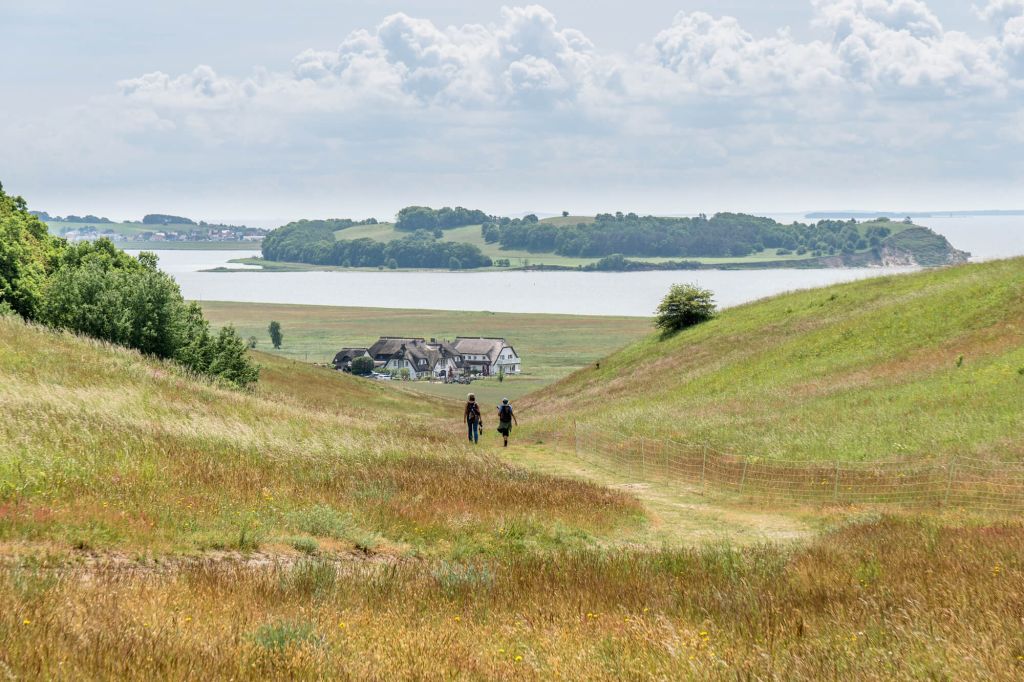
[499,404,512,422]
[467,402,480,423]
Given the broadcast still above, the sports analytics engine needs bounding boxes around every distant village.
[334,337,521,381]
[31,211,269,243]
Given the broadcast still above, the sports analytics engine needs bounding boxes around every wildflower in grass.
[23,619,30,625]
[338,621,347,629]
[992,564,1002,576]
[454,616,461,622]
[515,656,523,662]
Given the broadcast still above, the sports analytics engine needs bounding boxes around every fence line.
[566,422,1024,512]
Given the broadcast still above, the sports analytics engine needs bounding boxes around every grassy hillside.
[3,286,1024,677]
[0,317,639,555]
[201,302,652,403]
[525,258,1024,462]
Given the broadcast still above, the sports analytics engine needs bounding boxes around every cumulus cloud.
[7,2,1024,214]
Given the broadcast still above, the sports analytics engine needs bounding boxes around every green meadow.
[201,302,653,403]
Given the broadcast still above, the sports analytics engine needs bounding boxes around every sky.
[2,0,1023,224]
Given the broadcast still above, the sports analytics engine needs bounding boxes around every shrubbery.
[0,182,258,388]
[655,284,716,336]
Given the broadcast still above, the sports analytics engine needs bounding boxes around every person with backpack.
[496,398,518,447]
[465,393,482,444]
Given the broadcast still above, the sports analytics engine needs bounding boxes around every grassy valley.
[0,319,1019,678]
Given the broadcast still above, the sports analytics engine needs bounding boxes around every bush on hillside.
[655,284,716,336]
[351,356,374,375]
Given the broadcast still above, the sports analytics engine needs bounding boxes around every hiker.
[496,398,518,447]
[465,393,482,444]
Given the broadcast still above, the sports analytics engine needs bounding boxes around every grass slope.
[201,302,652,403]
[525,258,1024,462]
[0,317,639,556]
[2,289,1024,677]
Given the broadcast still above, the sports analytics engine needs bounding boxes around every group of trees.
[0,183,258,388]
[142,214,196,225]
[490,213,894,259]
[262,220,492,269]
[395,206,490,231]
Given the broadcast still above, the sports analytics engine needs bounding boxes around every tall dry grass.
[1,516,1021,679]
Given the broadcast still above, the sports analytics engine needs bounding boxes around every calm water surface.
[134,216,1024,317]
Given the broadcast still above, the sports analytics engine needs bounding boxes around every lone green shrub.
[655,283,716,336]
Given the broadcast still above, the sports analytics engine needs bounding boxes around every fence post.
[701,444,708,494]
[739,457,748,493]
[943,457,957,506]
[833,460,840,502]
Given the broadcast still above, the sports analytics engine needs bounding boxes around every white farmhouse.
[452,337,521,376]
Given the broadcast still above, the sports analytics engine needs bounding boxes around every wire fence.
[563,423,1024,512]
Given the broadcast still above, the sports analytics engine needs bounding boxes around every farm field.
[527,257,1024,462]
[201,302,653,403]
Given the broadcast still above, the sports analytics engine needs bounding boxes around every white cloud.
[975,0,1024,25]
[6,2,1024,216]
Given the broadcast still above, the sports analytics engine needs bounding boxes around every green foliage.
[142,214,195,225]
[884,227,965,266]
[261,221,492,269]
[386,257,398,269]
[42,242,186,358]
[495,213,903,260]
[0,183,63,318]
[247,335,257,349]
[350,355,374,375]
[268,320,283,349]
[206,325,260,387]
[448,256,462,270]
[655,284,716,336]
[395,205,489,231]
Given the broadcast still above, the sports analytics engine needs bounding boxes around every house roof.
[367,337,425,358]
[452,337,512,363]
[332,348,369,364]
